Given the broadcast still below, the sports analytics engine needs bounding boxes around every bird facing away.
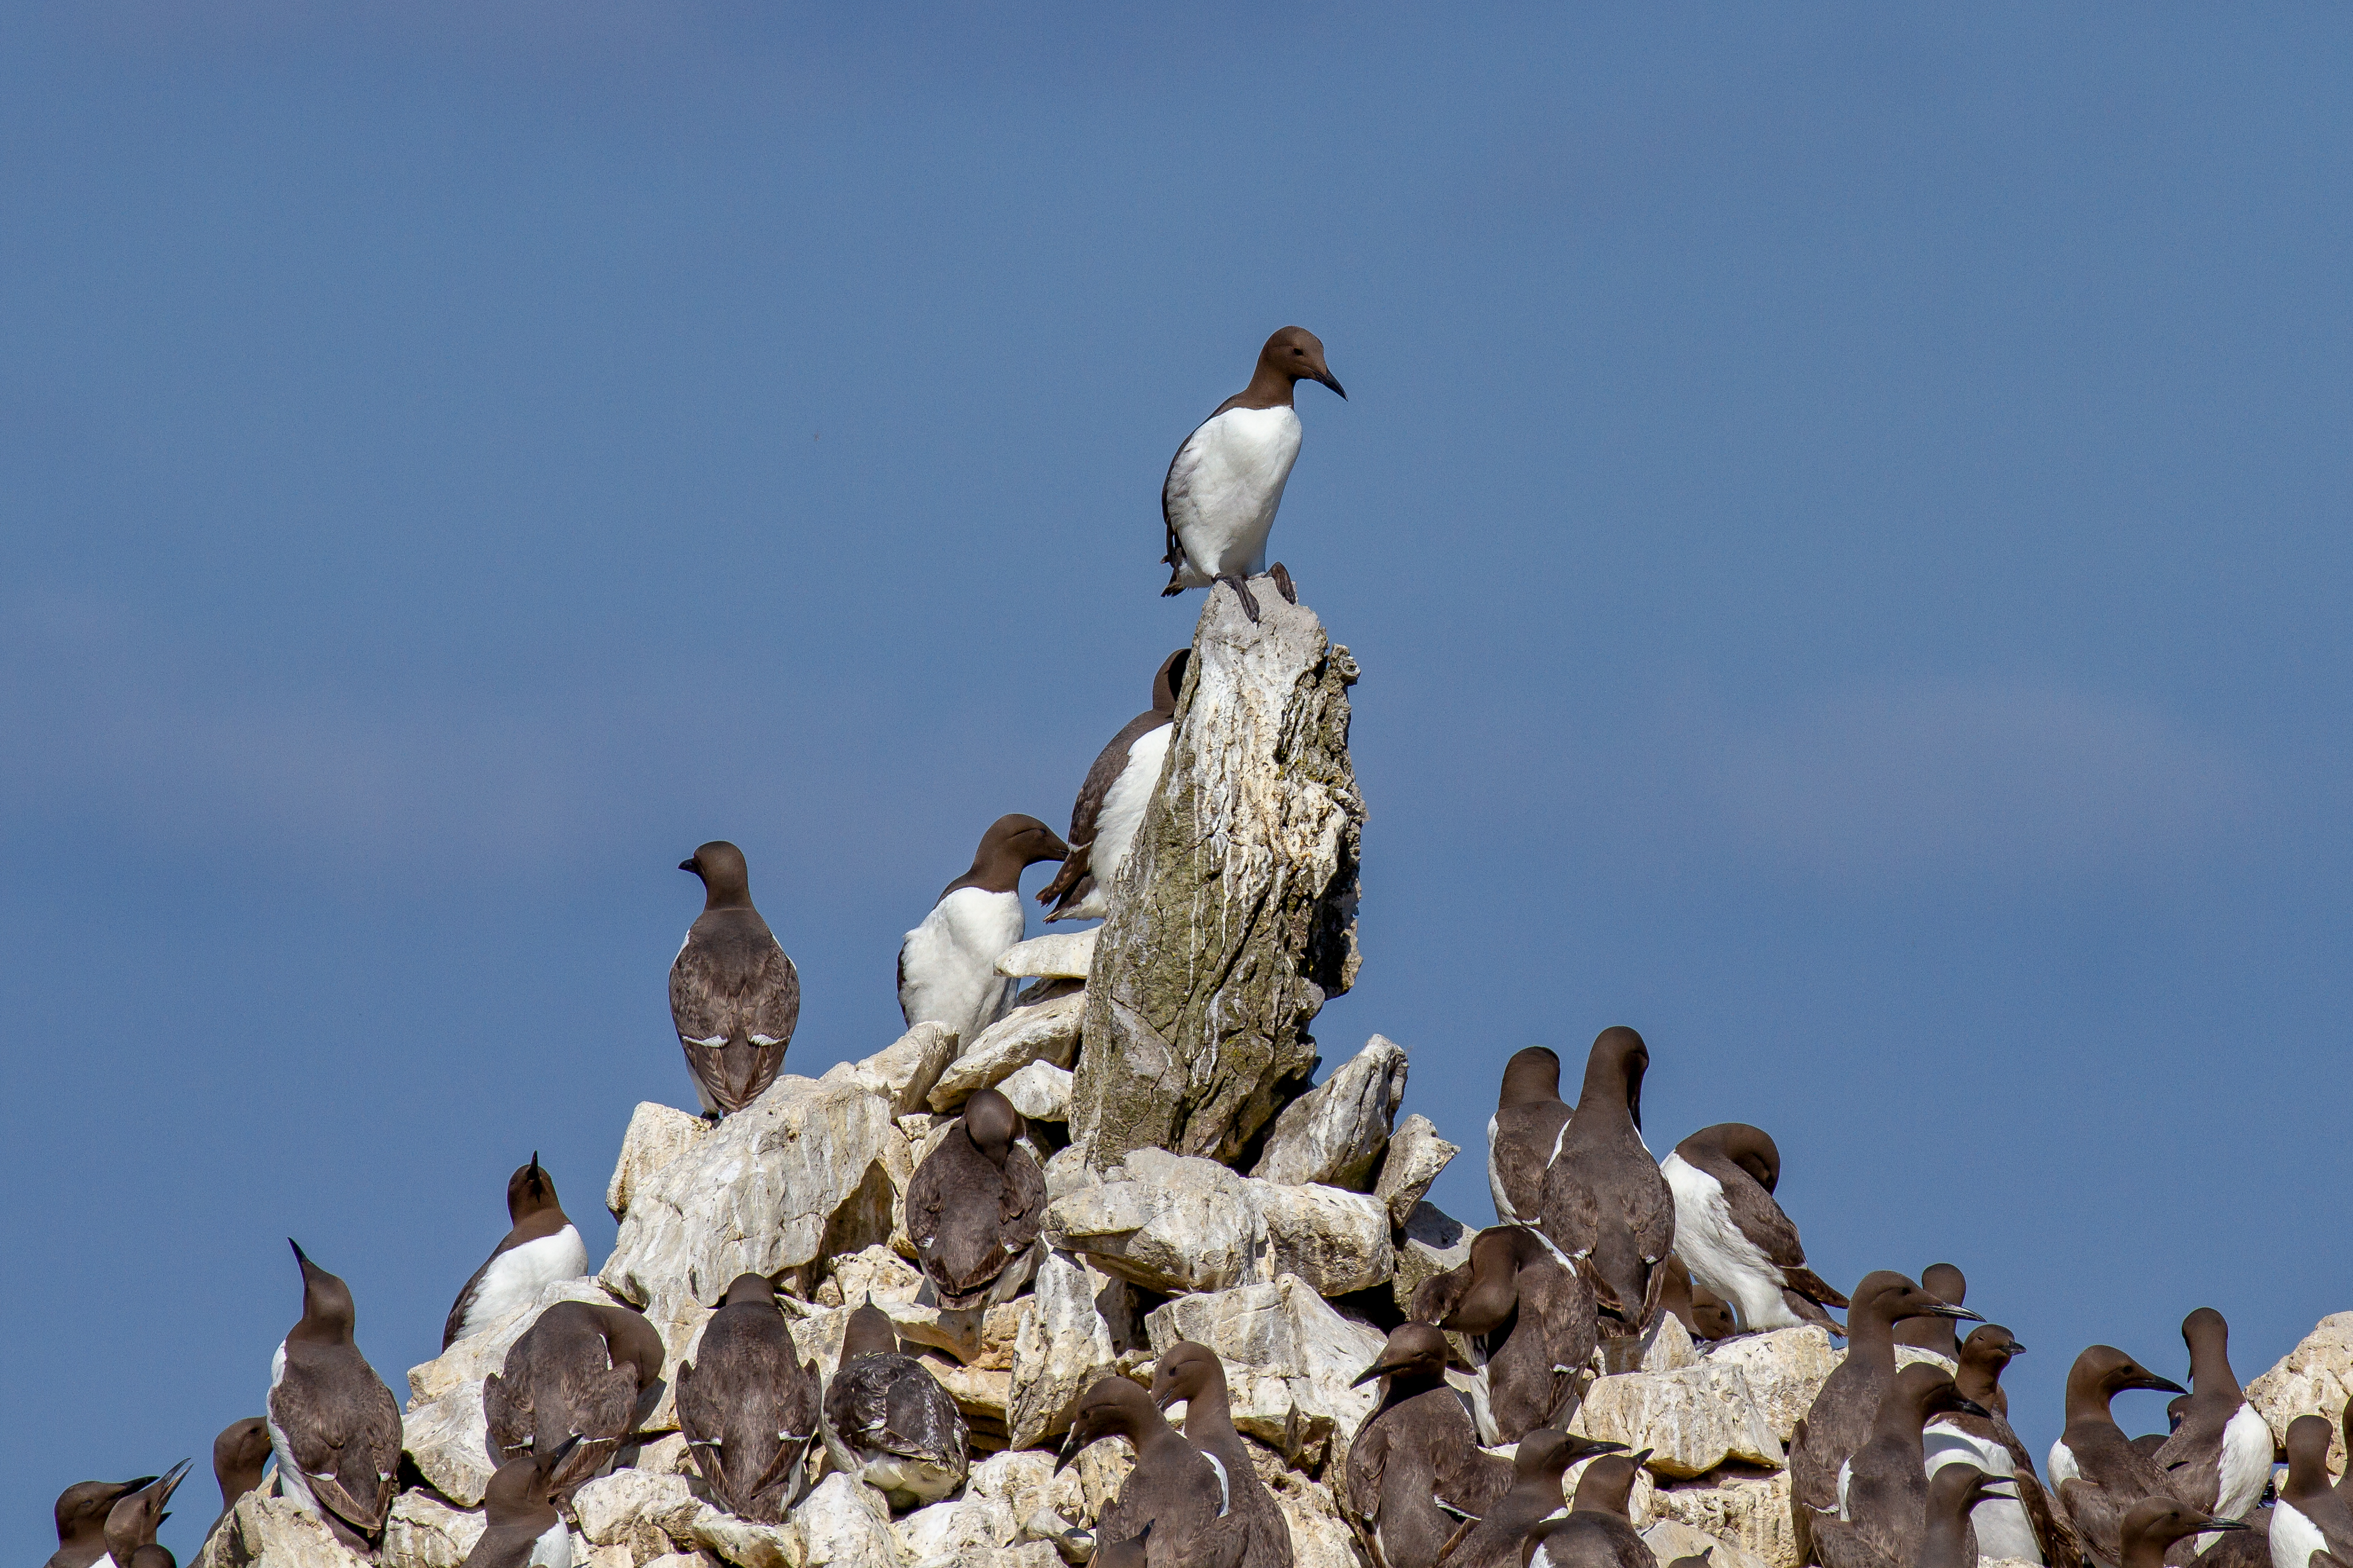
[2048,1345,2191,1568]
[1812,1364,1987,1568]
[1160,326,1346,623]
[1152,1341,1295,1568]
[1925,1325,2083,1568]
[1489,1046,1574,1227]
[102,1464,191,1568]
[906,1087,1049,1309]
[1061,1373,1235,1568]
[821,1299,970,1510]
[1536,1027,1676,1342]
[898,814,1069,1046]
[1037,647,1190,923]
[1429,1427,1629,1568]
[671,841,801,1116]
[267,1242,404,1551]
[2154,1309,2276,1547]
[1894,1264,1969,1357]
[444,1155,592,1349]
[210,1417,272,1524]
[461,1437,581,1568]
[1408,1223,1597,1445]
[676,1273,822,1523]
[1788,1270,1982,1562]
[1343,1323,1514,1568]
[1520,1452,1656,1568]
[1925,1468,2022,1568]
[483,1300,667,1506]
[49,1478,156,1568]
[2271,1415,2353,1568]
[1660,1122,1849,1335]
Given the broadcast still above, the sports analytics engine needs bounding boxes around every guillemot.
[1060,1373,1231,1565]
[1409,1223,1596,1445]
[483,1300,667,1505]
[1923,1325,2082,1568]
[1521,1451,1656,1568]
[2153,1309,2276,1551]
[1037,648,1189,923]
[823,1299,970,1510]
[676,1274,822,1522]
[1812,1364,1988,1568]
[1535,1028,1675,1345]
[1660,1122,1848,1335]
[1895,1264,1969,1357]
[443,1155,591,1348]
[898,814,1068,1047]
[1341,1323,1513,1568]
[267,1242,403,1551]
[1159,326,1345,623]
[671,841,800,1116]
[1151,1342,1294,1567]
[2047,1344,2190,1567]
[1488,1046,1573,1227]
[906,1088,1048,1309]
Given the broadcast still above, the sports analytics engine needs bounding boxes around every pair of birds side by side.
[45,1463,191,1568]
[1057,1342,1297,1568]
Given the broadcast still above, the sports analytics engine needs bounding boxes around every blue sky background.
[5,4,2349,1555]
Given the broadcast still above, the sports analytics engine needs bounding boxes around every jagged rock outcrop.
[1006,1249,1134,1448]
[1041,1147,1391,1295]
[1143,1273,1385,1472]
[1698,1325,1840,1446]
[996,1059,1072,1124]
[1069,587,1364,1169]
[927,991,1084,1113]
[1371,1113,1456,1226]
[198,1495,372,1568]
[601,1074,902,1306]
[994,929,1096,980]
[1568,1360,1785,1476]
[1250,1035,1407,1189]
[2248,1311,2353,1469]
[830,1023,960,1117]
[1390,1199,1472,1317]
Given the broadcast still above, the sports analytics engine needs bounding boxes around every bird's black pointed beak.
[2008,1342,2027,1354]
[679,859,697,873]
[2134,1372,2190,1395]
[1569,1437,1631,1459]
[1929,1303,1985,1322]
[1349,1360,1394,1388]
[1054,1428,1088,1474]
[1317,371,1347,400]
[288,1239,308,1265]
[2202,1518,2250,1534]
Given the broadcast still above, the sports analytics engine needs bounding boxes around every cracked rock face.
[2247,1310,2353,1471]
[1006,1248,1135,1449]
[1568,1360,1785,1477]
[1372,1113,1457,1227]
[1250,1035,1407,1191]
[196,1495,371,1568]
[1143,1273,1386,1474]
[927,991,1085,1114]
[600,1073,901,1309]
[1069,587,1364,1169]
[1041,1148,1391,1297]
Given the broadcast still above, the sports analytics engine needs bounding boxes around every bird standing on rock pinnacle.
[670,841,801,1117]
[1161,326,1345,623]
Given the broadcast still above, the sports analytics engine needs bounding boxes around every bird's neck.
[2187,1338,2241,1404]
[2063,1382,2122,1431]
[1227,361,1298,411]
[1954,1358,2004,1408]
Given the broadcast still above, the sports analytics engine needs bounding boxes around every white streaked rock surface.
[1251,1034,1407,1190]
[1143,1273,1385,1472]
[994,929,1097,979]
[607,1101,714,1222]
[997,1059,1074,1124]
[1372,1112,1458,1227]
[927,990,1087,1113]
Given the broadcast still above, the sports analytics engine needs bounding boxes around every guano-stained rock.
[927,990,1086,1113]
[1652,1469,1796,1568]
[196,1494,371,1568]
[1007,1249,1132,1448]
[1042,1148,1391,1297]
[600,1074,899,1308]
[1372,1113,1457,1228]
[1250,1035,1408,1190]
[1069,590,1364,1169]
[1567,1361,1783,1477]
[1699,1325,1840,1447]
[381,1490,486,1568]
[827,1023,959,1117]
[996,929,1097,980]
[608,1102,715,1221]
[1266,1469,1368,1568]
[997,1059,1074,1124]
[1644,1516,1773,1568]
[2247,1312,2353,1470]
[1144,1273,1385,1472]
[793,1474,898,1568]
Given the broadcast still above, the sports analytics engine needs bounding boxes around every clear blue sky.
[5,5,2348,1556]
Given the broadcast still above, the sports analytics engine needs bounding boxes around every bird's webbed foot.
[1217,573,1261,623]
[1269,561,1297,604]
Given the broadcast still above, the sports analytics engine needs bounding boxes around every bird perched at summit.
[267,1243,404,1551]
[907,1087,1049,1309]
[899,814,1068,1047]
[2047,1344,2190,1568]
[1160,326,1345,623]
[444,1155,590,1349]
[1536,1027,1676,1346]
[1036,648,1190,923]
[677,1274,822,1522]
[1660,1122,1848,1336]
[822,1299,970,1510]
[1488,1046,1574,1227]
[48,1477,156,1568]
[671,841,800,1117]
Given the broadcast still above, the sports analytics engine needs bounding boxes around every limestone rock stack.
[191,591,2006,1568]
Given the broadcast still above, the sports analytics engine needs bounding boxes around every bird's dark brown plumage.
[483,1299,667,1504]
[1410,1224,1596,1445]
[269,1242,403,1549]
[671,840,800,1114]
[678,1274,822,1523]
[906,1089,1048,1309]
[1536,1028,1675,1341]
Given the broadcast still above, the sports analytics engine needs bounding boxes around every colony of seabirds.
[44,329,2353,1568]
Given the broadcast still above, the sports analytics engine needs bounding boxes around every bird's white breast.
[2217,1402,2275,1519]
[2272,1499,2327,1568]
[1088,723,1170,904]
[900,887,1025,1043]
[1166,405,1304,583]
[529,1519,574,1568]
[266,1341,324,1519]
[1926,1421,2041,1563]
[1659,1152,1793,1332]
[1486,1111,1516,1222]
[458,1227,592,1342]
[2047,1439,2078,1491]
